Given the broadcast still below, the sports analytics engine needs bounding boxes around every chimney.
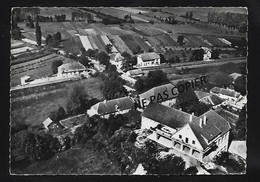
[189,114,193,122]
[103,100,107,103]
[179,108,182,111]
[203,115,207,125]
[199,118,203,128]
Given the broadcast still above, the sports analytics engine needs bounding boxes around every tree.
[105,44,113,54]
[184,166,198,175]
[95,51,110,66]
[45,34,52,45]
[234,75,246,96]
[159,54,166,63]
[135,78,145,92]
[121,51,131,60]
[144,70,169,89]
[238,22,247,33]
[35,21,42,46]
[177,35,184,46]
[191,48,204,61]
[234,105,246,140]
[78,55,90,67]
[57,106,66,121]
[66,84,89,115]
[187,102,211,116]
[175,80,198,110]
[51,60,63,74]
[211,48,220,59]
[53,31,62,41]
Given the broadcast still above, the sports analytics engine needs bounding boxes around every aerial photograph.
[10,7,247,175]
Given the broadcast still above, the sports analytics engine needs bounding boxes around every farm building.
[87,97,135,118]
[201,47,212,61]
[137,52,160,68]
[141,103,231,163]
[57,62,87,78]
[210,87,242,102]
[43,117,65,131]
[126,69,144,78]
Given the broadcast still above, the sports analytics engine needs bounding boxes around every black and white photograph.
[10,7,247,175]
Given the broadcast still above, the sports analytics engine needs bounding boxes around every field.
[10,77,104,127]
[107,34,134,55]
[10,54,65,87]
[133,36,152,52]
[120,34,141,54]
[184,35,211,48]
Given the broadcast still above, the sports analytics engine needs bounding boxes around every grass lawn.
[12,145,120,174]
[10,77,104,127]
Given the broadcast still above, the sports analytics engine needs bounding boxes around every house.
[201,47,212,61]
[137,52,160,68]
[194,90,224,106]
[57,62,87,78]
[126,69,144,78]
[210,87,242,102]
[43,117,64,130]
[87,97,135,118]
[141,103,231,163]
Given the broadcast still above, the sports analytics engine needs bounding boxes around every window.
[179,135,182,139]
[185,137,189,143]
[192,140,195,145]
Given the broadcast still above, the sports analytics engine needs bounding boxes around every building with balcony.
[141,103,231,163]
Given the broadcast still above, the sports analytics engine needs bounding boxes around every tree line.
[208,11,247,33]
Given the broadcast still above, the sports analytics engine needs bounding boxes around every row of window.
[179,135,195,145]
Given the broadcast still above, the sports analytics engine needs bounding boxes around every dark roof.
[59,62,86,72]
[93,97,135,115]
[139,52,160,61]
[141,103,196,129]
[142,103,231,149]
[210,94,224,105]
[190,110,231,149]
[195,90,212,100]
[210,87,240,98]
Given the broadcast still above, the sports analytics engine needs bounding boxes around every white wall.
[141,116,159,129]
[172,124,204,151]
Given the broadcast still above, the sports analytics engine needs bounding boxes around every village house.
[194,90,224,107]
[137,52,161,68]
[43,117,65,131]
[57,62,88,78]
[210,87,242,102]
[87,97,135,118]
[201,47,212,61]
[141,103,231,163]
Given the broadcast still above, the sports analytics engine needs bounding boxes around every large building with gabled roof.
[87,97,135,118]
[141,102,231,162]
[137,52,160,68]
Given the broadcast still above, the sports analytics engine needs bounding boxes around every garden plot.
[203,35,229,47]
[184,35,211,47]
[107,35,133,55]
[100,35,118,53]
[120,34,141,53]
[90,35,107,52]
[87,35,99,50]
[156,34,179,46]
[11,42,25,49]
[11,46,34,55]
[84,28,97,35]
[133,36,152,52]
[79,36,93,50]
